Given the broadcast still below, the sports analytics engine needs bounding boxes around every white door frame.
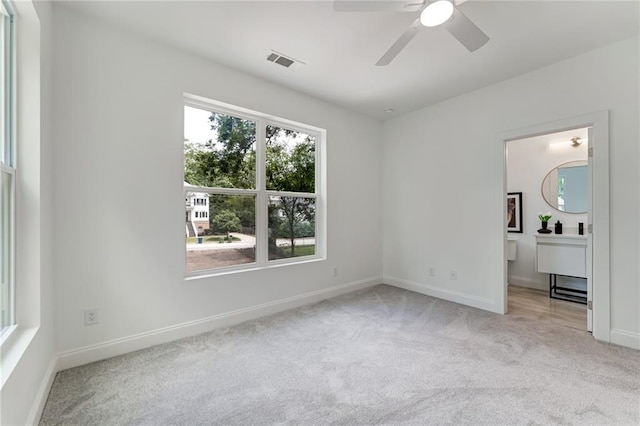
[499,111,610,343]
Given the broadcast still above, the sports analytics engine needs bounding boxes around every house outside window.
[185,187,211,236]
[183,96,325,275]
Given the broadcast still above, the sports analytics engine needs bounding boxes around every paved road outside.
[186,233,315,251]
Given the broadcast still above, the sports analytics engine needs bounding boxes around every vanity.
[535,234,587,303]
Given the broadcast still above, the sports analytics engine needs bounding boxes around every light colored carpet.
[40,285,639,425]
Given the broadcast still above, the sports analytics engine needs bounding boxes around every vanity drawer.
[536,243,586,278]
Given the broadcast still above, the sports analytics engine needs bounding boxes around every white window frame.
[184,94,326,278]
[0,0,15,339]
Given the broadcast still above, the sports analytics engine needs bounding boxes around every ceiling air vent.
[266,51,305,70]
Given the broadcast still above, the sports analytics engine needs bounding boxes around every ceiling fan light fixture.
[420,0,454,27]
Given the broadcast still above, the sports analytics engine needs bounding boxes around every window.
[1,0,14,334]
[184,97,324,275]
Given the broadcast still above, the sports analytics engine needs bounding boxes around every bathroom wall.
[507,128,588,290]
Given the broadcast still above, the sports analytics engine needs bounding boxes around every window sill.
[0,325,39,388]
[184,256,325,281]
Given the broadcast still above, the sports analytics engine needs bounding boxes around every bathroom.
[506,128,589,318]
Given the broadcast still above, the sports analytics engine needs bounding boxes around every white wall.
[51,6,383,362]
[0,1,56,424]
[507,129,588,290]
[383,36,639,347]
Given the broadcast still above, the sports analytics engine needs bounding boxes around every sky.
[184,104,314,151]
[184,105,216,145]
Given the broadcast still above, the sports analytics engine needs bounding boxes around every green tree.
[212,210,242,239]
[278,219,314,239]
[266,126,315,256]
[184,114,256,189]
[208,113,256,189]
[184,114,315,252]
[184,113,257,234]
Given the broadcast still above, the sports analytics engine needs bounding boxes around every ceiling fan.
[334,0,489,66]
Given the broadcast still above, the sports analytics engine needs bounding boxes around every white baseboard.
[383,275,500,314]
[610,328,640,350]
[508,275,547,291]
[56,277,381,371]
[26,357,57,426]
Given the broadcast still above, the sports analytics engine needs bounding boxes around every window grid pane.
[186,193,256,273]
[265,124,316,193]
[268,196,316,261]
[184,106,256,190]
[184,98,321,274]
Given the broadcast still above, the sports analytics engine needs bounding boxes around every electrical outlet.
[332,267,338,277]
[449,270,457,280]
[429,266,436,277]
[84,308,99,326]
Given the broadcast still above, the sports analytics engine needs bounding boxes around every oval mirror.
[541,160,588,213]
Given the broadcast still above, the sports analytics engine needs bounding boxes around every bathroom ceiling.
[56,0,640,120]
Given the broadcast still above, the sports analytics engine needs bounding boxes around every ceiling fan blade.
[334,0,424,13]
[376,18,422,66]
[443,7,489,52]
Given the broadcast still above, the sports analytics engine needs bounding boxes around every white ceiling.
[57,0,640,120]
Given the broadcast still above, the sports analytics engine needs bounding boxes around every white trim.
[0,165,15,332]
[1,0,16,168]
[184,256,322,280]
[610,329,640,351]
[182,94,326,278]
[26,356,57,426]
[0,1,11,18]
[184,93,325,135]
[587,128,593,332]
[265,119,321,142]
[499,110,610,342]
[315,127,327,260]
[501,136,509,315]
[184,185,257,196]
[265,190,317,199]
[384,275,500,313]
[0,325,37,387]
[256,120,267,264]
[56,276,381,371]
[0,0,16,338]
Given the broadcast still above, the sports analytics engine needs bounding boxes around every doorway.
[499,111,610,343]
[508,285,587,331]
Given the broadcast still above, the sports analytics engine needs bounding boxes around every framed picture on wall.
[507,192,523,233]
